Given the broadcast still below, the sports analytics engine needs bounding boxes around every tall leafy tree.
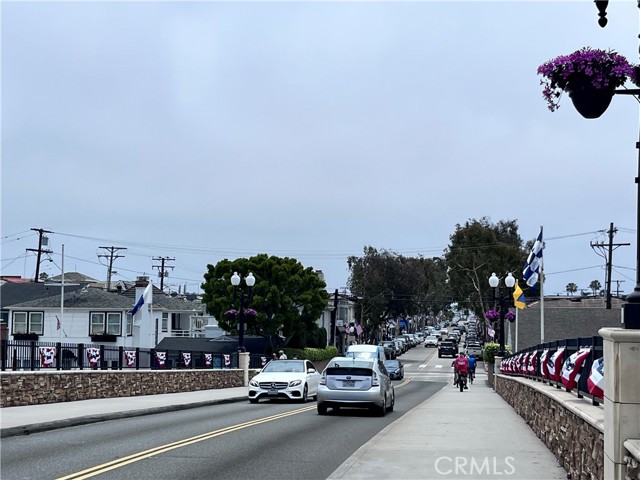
[566,282,578,296]
[347,247,451,336]
[445,218,526,318]
[201,255,328,348]
[589,280,602,296]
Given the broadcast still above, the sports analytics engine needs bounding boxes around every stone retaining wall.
[495,375,604,480]
[0,369,257,407]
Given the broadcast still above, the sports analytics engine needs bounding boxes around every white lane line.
[435,365,443,369]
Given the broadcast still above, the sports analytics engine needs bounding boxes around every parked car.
[392,339,405,355]
[379,341,397,359]
[424,335,438,348]
[317,357,395,416]
[383,359,404,380]
[346,344,387,361]
[438,340,458,358]
[248,359,321,403]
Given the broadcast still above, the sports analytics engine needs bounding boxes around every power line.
[98,246,127,291]
[25,228,52,282]
[152,256,175,291]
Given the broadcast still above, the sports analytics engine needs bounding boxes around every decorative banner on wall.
[205,353,212,367]
[540,349,551,379]
[520,353,529,374]
[156,351,167,367]
[527,350,538,375]
[125,350,136,368]
[39,347,56,367]
[224,354,231,367]
[548,347,565,382]
[261,356,267,367]
[587,357,604,399]
[561,348,591,391]
[86,348,101,367]
[182,352,191,367]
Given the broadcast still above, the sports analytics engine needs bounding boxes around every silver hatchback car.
[317,357,395,416]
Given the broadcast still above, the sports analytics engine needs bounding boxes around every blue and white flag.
[523,227,543,288]
[131,281,153,316]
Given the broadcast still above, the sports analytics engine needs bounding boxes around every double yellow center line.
[56,405,317,480]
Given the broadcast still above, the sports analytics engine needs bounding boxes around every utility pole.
[26,228,53,282]
[615,280,626,298]
[152,256,174,291]
[590,223,630,309]
[330,289,339,347]
[98,246,127,291]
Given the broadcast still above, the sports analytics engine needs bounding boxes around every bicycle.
[458,373,467,392]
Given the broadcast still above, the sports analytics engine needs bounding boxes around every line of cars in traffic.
[247,334,427,417]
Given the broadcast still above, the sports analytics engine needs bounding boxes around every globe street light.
[230,271,255,352]
[488,272,516,357]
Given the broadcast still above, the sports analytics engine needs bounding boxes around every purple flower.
[485,309,500,321]
[505,311,516,322]
[537,47,637,112]
[224,309,238,317]
[244,308,258,317]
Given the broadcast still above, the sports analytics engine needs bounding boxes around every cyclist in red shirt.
[454,352,469,390]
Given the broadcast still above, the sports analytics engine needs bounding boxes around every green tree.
[201,255,328,348]
[444,218,526,318]
[347,247,451,337]
[589,280,602,297]
[566,282,578,296]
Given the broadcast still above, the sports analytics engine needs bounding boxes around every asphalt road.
[1,346,447,480]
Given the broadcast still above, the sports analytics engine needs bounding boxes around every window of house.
[126,313,133,336]
[12,311,44,334]
[162,313,168,332]
[89,312,122,336]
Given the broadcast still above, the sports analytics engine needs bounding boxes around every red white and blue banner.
[520,353,529,374]
[561,348,591,390]
[125,350,136,368]
[548,348,565,381]
[182,352,191,367]
[587,357,604,399]
[224,354,231,367]
[39,347,56,367]
[540,349,551,379]
[527,351,538,375]
[86,348,101,367]
[155,351,167,367]
[205,353,213,367]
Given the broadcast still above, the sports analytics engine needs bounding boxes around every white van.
[345,344,387,362]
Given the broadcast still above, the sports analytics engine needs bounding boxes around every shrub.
[281,346,338,362]
[483,343,512,364]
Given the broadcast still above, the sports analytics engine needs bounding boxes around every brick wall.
[495,375,604,480]
[0,369,258,407]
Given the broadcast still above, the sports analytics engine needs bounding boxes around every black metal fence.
[500,336,604,406]
[0,340,268,371]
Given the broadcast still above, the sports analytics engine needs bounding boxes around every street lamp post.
[488,272,516,357]
[230,271,255,352]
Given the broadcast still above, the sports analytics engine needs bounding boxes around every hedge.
[281,346,339,362]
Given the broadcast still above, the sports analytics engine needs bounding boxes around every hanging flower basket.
[537,47,638,118]
[224,309,238,317]
[244,308,258,317]
[485,310,500,321]
[505,311,516,323]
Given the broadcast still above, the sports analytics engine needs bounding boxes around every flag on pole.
[131,281,153,316]
[523,227,543,288]
[513,281,526,309]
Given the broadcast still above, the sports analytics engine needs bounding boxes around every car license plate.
[268,388,278,396]
[342,380,355,387]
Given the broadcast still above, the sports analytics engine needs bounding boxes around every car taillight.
[372,371,380,386]
[320,373,326,385]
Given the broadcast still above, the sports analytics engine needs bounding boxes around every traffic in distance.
[246,318,483,414]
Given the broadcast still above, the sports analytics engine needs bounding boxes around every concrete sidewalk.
[327,375,568,480]
[0,386,247,438]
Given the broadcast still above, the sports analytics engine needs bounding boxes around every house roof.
[1,282,83,309]
[48,272,100,284]
[5,286,205,313]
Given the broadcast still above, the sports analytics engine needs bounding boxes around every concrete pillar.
[490,356,502,389]
[599,328,640,480]
[239,352,250,387]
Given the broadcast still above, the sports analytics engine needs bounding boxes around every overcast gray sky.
[1,1,638,298]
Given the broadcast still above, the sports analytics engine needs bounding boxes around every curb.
[0,396,247,438]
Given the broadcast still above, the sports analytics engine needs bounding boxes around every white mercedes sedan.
[248,359,321,403]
